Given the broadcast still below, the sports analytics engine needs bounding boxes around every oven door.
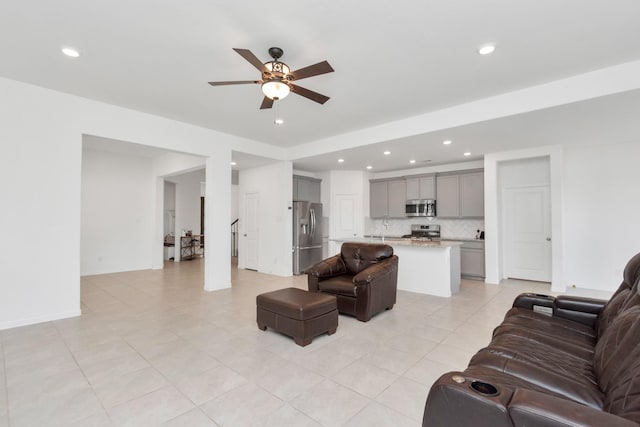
[405,201,426,217]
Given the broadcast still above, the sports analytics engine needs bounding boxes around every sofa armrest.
[423,372,515,427]
[352,256,398,285]
[509,388,637,427]
[512,293,606,328]
[553,295,606,327]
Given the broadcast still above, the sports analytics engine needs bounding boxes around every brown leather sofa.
[305,242,398,322]
[423,252,640,427]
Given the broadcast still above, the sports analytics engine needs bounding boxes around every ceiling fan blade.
[233,48,267,72]
[290,84,330,104]
[289,61,334,81]
[208,80,260,86]
[260,96,274,110]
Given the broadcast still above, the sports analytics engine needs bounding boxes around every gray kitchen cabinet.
[369,179,406,218]
[436,170,484,218]
[388,179,407,217]
[293,175,321,203]
[460,240,485,279]
[436,174,460,217]
[460,172,484,217]
[369,181,389,218]
[405,177,420,200]
[406,175,436,200]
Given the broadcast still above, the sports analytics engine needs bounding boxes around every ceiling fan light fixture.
[262,79,290,100]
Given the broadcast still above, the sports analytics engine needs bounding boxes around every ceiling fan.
[208,47,334,110]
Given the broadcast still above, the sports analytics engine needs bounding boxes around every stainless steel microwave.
[405,199,436,217]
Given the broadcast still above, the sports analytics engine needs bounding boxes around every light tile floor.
[0,259,611,426]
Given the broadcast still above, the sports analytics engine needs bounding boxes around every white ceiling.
[3,1,640,171]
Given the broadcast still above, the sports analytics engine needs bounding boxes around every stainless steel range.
[402,224,441,241]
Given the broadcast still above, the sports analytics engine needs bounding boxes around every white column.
[152,176,165,269]
[204,150,232,291]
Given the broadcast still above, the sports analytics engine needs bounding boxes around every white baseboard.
[0,309,82,331]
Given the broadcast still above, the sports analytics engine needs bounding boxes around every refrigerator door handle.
[310,208,315,239]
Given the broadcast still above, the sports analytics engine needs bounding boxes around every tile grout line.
[52,320,114,426]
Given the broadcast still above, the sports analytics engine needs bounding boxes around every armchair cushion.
[318,275,357,297]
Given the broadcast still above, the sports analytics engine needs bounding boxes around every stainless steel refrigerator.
[293,201,323,275]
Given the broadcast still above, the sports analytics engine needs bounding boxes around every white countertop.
[332,237,462,248]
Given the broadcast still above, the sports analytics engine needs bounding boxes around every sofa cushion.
[603,339,640,423]
[594,306,640,392]
[492,317,596,350]
[340,242,394,275]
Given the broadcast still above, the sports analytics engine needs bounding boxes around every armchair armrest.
[509,388,637,427]
[305,254,346,278]
[305,254,346,292]
[353,256,398,285]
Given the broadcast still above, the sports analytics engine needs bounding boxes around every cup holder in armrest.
[470,381,499,396]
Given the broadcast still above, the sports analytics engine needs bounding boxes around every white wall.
[0,76,273,330]
[485,146,565,290]
[1,87,82,329]
[563,140,640,291]
[81,148,154,275]
[238,161,293,276]
[485,141,640,294]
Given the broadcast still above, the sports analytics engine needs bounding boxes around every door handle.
[243,234,247,237]
[546,237,551,241]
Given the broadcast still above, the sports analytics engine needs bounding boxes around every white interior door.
[505,186,552,282]
[244,192,259,270]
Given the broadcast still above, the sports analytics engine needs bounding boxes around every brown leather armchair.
[305,242,398,322]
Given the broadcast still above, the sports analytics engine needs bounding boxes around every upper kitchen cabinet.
[370,179,406,218]
[406,175,436,200]
[460,172,484,217]
[293,175,321,203]
[435,174,460,217]
[436,170,484,218]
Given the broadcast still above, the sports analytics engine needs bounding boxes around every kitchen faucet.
[382,217,389,242]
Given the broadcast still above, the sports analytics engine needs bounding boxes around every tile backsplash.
[365,217,485,240]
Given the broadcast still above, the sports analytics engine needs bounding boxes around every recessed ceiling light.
[478,44,495,55]
[409,160,416,164]
[338,158,344,163]
[383,151,391,155]
[463,152,471,156]
[230,161,237,166]
[61,47,80,58]
[274,118,284,125]
[442,140,452,145]
[366,165,372,170]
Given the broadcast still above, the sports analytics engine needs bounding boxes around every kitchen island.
[331,237,462,297]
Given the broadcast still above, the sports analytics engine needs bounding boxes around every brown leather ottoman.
[256,287,338,346]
